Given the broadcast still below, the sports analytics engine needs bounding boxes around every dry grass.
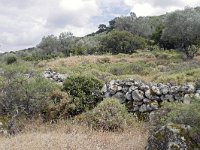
[37,54,153,69]
[0,120,148,150]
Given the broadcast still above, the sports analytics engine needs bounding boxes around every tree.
[59,32,74,56]
[96,24,107,33]
[100,30,146,54]
[161,7,200,54]
[37,35,60,55]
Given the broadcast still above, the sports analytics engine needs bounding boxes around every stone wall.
[101,79,200,113]
[43,69,67,84]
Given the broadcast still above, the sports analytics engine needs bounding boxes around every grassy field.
[37,50,200,84]
[0,121,148,150]
[0,50,200,150]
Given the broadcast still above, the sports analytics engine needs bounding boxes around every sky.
[0,0,200,52]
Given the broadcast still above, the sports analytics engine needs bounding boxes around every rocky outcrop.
[146,123,199,150]
[102,79,199,113]
[43,69,67,84]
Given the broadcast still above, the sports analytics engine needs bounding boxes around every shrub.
[63,75,103,116]
[0,70,58,118]
[76,98,133,131]
[5,54,17,64]
[43,90,72,121]
[97,57,111,64]
[185,45,199,59]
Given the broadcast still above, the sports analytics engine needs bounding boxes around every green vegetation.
[5,54,17,64]
[63,75,103,116]
[151,100,200,146]
[0,7,200,148]
[76,98,133,131]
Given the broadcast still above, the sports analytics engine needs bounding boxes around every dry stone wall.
[101,79,200,113]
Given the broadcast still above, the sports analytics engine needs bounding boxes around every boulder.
[101,84,107,93]
[170,86,180,94]
[146,123,196,150]
[129,86,138,92]
[139,104,148,112]
[125,92,132,101]
[183,94,192,104]
[151,86,161,95]
[160,84,169,94]
[132,90,144,101]
[113,92,126,103]
[145,90,153,99]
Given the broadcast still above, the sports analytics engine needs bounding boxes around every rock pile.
[102,79,199,113]
[43,69,67,83]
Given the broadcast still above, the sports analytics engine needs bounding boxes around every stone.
[128,86,138,92]
[133,105,140,112]
[132,90,144,101]
[183,94,192,104]
[117,86,123,91]
[181,84,195,94]
[101,84,107,93]
[161,94,174,101]
[145,90,153,99]
[196,90,200,94]
[113,92,126,103]
[140,83,150,91]
[125,92,132,101]
[146,123,195,150]
[150,101,159,110]
[44,72,52,78]
[139,104,148,112]
[160,85,169,94]
[195,93,200,99]
[125,81,134,86]
[143,98,151,103]
[170,86,180,94]
[122,87,129,93]
[151,86,161,95]
[133,101,143,106]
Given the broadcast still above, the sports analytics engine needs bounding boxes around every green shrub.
[76,98,133,131]
[0,70,58,118]
[43,90,72,121]
[63,75,103,116]
[5,54,17,64]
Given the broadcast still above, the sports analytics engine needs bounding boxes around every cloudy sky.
[0,0,200,52]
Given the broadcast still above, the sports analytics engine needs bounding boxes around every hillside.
[0,6,200,150]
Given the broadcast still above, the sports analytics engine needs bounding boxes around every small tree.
[100,30,146,54]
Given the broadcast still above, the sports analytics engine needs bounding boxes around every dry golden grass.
[0,120,148,150]
[37,54,153,69]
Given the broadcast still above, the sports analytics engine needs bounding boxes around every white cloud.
[124,0,200,16]
[0,0,200,52]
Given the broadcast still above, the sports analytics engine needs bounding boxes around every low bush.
[97,57,111,64]
[43,90,72,121]
[63,75,103,116]
[5,54,17,64]
[76,98,133,131]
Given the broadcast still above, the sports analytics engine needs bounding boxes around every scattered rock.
[43,69,67,83]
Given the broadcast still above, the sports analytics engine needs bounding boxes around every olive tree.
[161,7,200,58]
